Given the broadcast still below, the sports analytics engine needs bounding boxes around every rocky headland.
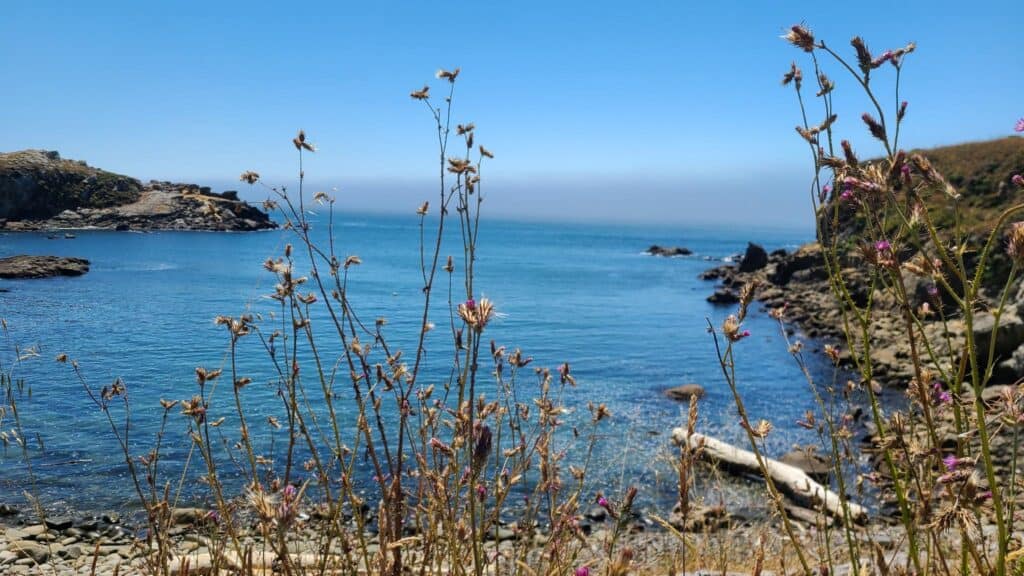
[0,150,276,232]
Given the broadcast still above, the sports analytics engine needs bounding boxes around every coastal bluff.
[0,150,276,231]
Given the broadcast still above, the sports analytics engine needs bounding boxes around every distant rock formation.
[646,244,692,257]
[0,255,90,279]
[0,150,276,231]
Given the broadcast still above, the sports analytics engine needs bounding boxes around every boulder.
[768,242,824,285]
[7,541,49,563]
[668,502,730,532]
[738,242,768,272]
[972,310,1024,383]
[0,255,90,279]
[665,384,705,401]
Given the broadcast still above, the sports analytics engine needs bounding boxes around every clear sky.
[2,1,1020,229]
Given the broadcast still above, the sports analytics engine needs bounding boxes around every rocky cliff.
[0,150,276,231]
[703,136,1024,387]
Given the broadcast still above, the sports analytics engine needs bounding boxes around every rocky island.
[0,150,276,232]
[0,255,90,279]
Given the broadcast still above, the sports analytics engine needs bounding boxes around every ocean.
[0,212,829,518]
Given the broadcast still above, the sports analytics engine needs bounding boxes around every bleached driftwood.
[672,428,867,523]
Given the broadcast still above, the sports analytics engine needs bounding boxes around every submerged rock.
[0,255,90,279]
[665,383,705,401]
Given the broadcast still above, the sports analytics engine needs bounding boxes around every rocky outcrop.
[0,150,276,231]
[737,242,768,272]
[0,256,90,279]
[645,245,692,257]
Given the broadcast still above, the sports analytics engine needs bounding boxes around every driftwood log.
[672,429,867,523]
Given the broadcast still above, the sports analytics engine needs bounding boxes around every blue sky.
[2,1,1020,228]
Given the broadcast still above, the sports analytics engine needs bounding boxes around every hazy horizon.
[2,0,1020,228]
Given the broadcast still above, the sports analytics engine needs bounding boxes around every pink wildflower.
[942,454,959,472]
[1016,118,1024,132]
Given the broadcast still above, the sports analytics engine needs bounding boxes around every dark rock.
[646,244,692,257]
[584,506,607,522]
[698,266,730,281]
[0,503,18,516]
[0,255,90,279]
[220,190,240,201]
[738,242,769,272]
[115,223,130,231]
[668,502,730,532]
[706,289,739,305]
[44,516,73,530]
[768,243,823,285]
[665,384,705,401]
[770,248,788,258]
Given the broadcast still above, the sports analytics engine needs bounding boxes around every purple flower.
[1013,174,1024,187]
[926,285,940,298]
[283,484,297,500]
[476,484,487,499]
[942,454,959,472]
[875,240,891,252]
[932,381,952,405]
[465,299,476,310]
[597,496,609,508]
[1016,118,1024,132]
[575,567,591,576]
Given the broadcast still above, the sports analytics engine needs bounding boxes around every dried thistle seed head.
[447,157,472,174]
[240,171,260,185]
[416,201,429,215]
[436,67,460,83]
[861,113,887,142]
[851,36,873,74]
[784,24,815,52]
[344,255,361,268]
[1006,222,1024,266]
[781,61,802,88]
[744,419,773,438]
[841,140,859,167]
[455,123,475,135]
[410,85,430,100]
[737,280,759,322]
[815,72,834,97]
[479,145,494,159]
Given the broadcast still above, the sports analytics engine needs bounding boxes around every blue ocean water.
[0,213,828,516]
